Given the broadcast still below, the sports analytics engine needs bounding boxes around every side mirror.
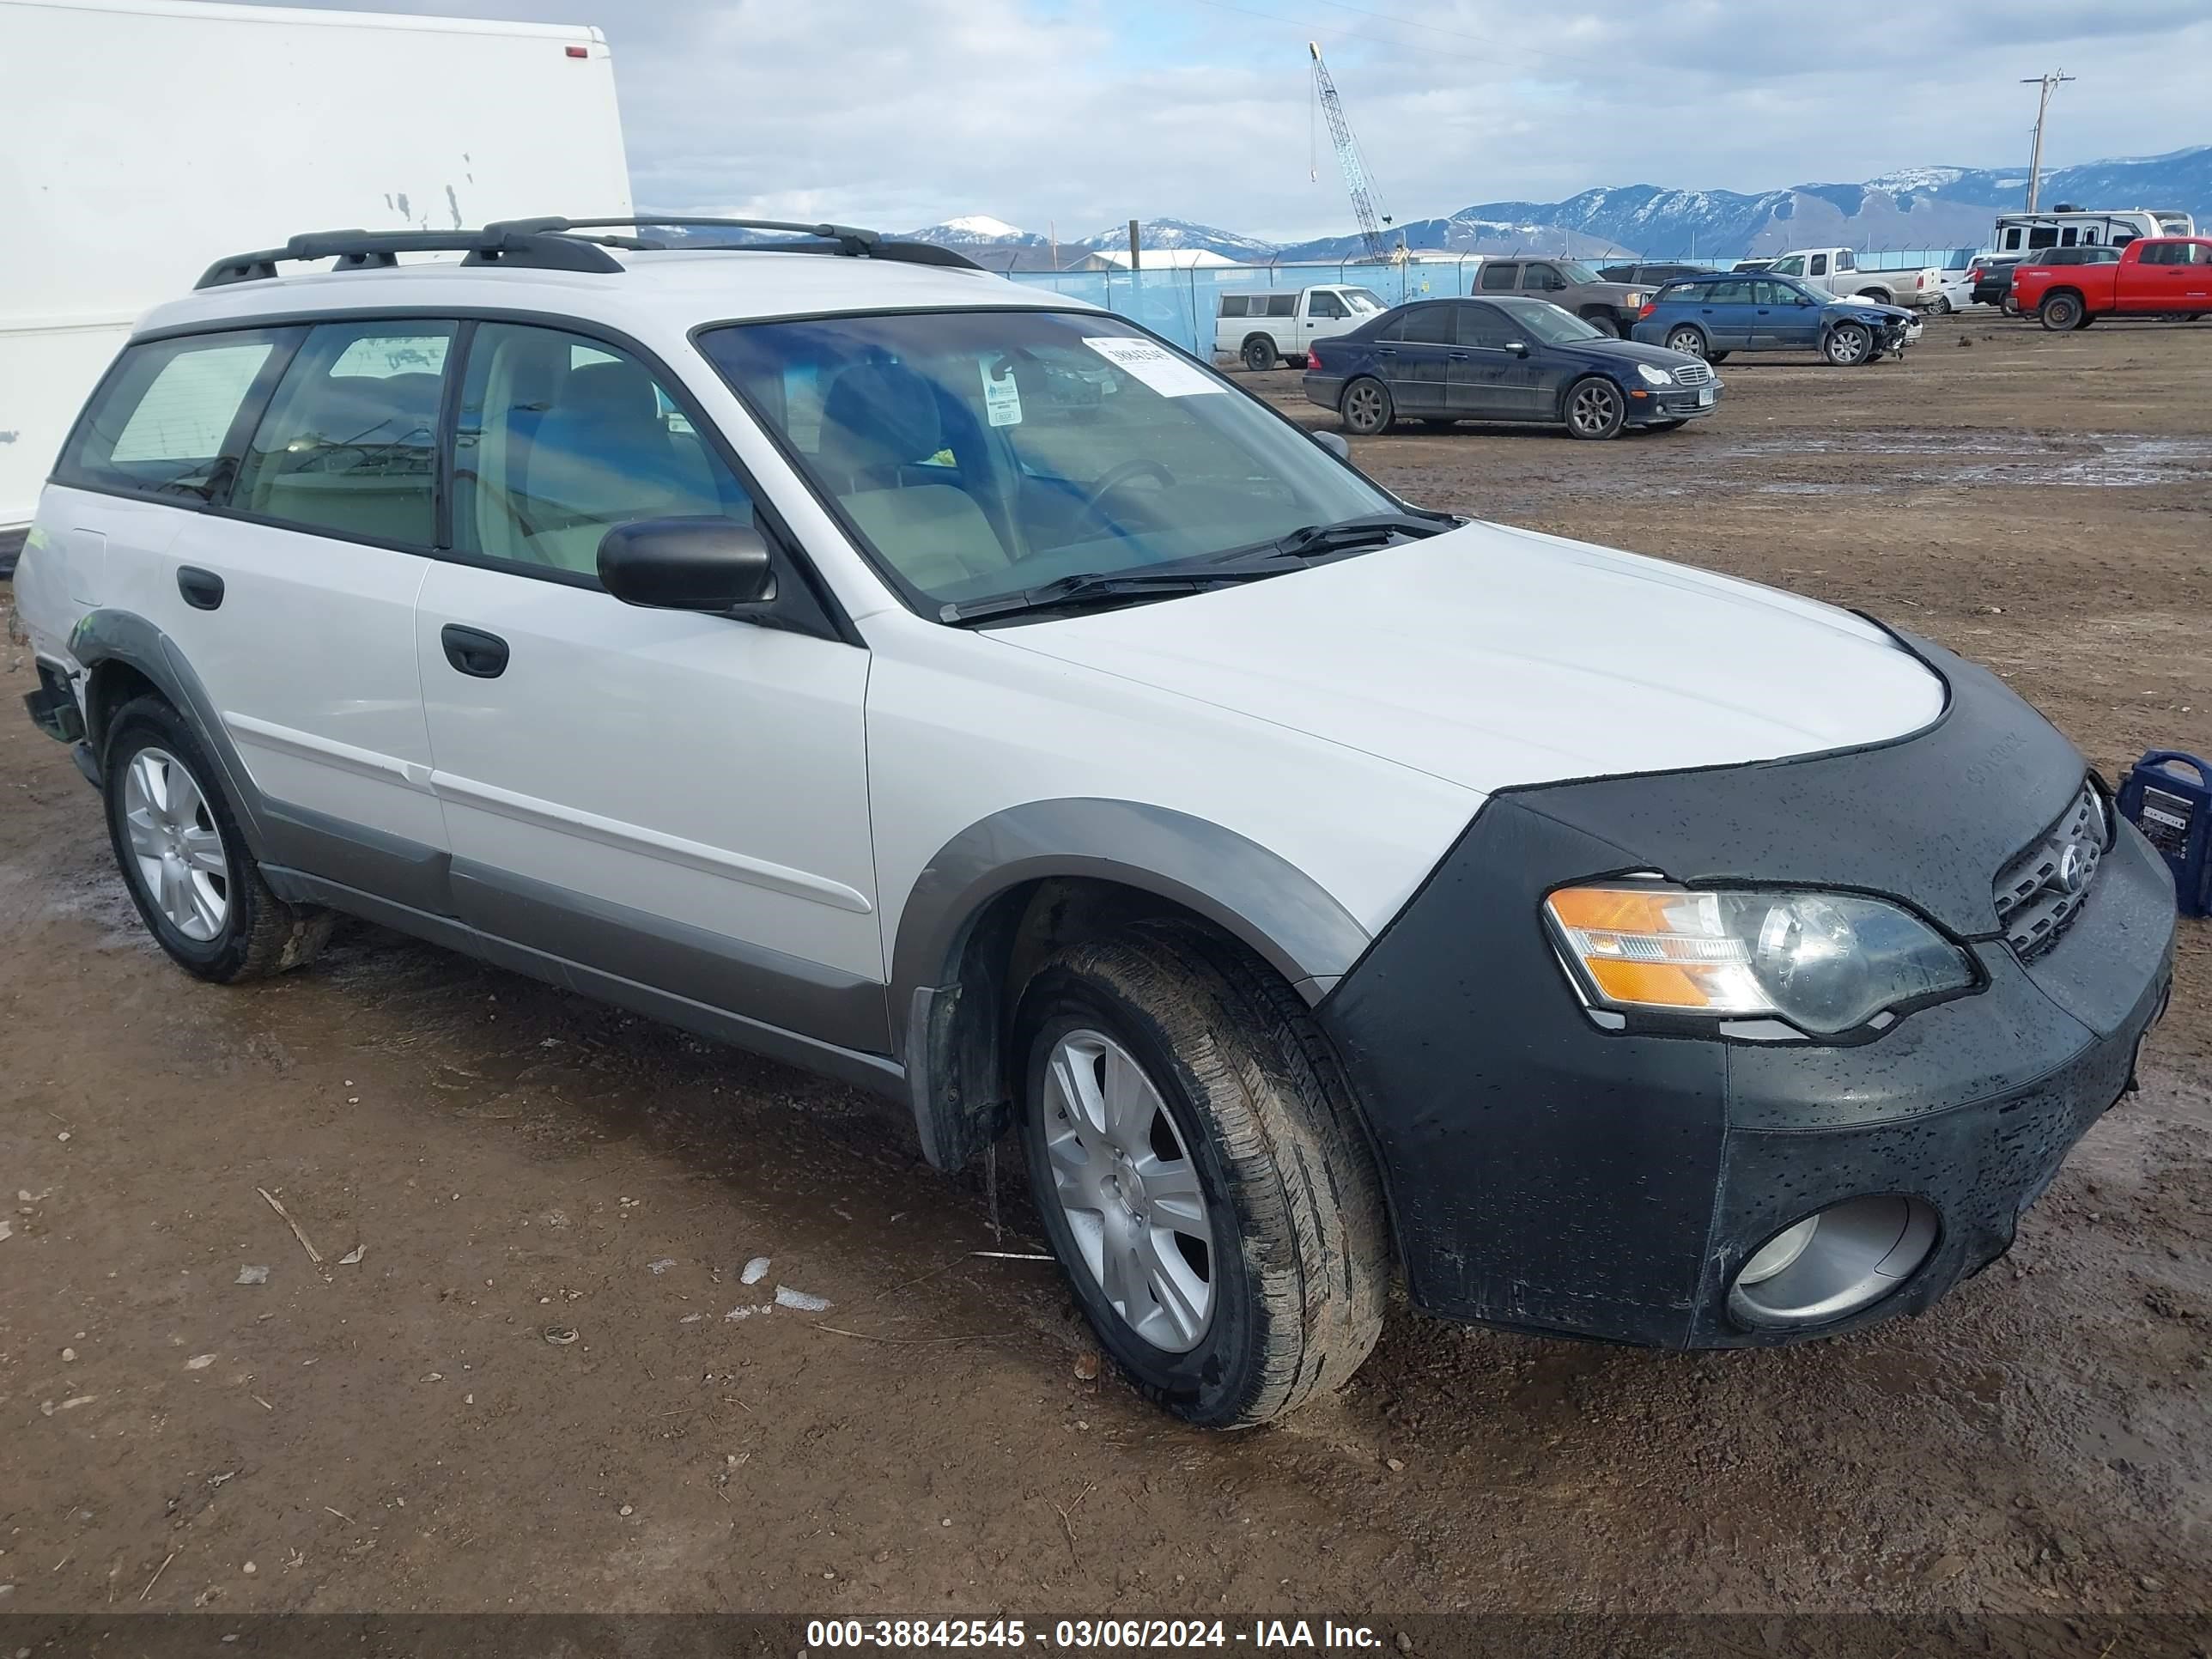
[1312,429,1352,461]
[599,516,775,611]
[1504,340,1530,356]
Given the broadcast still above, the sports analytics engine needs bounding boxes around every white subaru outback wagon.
[14,217,2175,1427]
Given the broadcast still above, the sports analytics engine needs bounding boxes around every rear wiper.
[939,556,1306,624]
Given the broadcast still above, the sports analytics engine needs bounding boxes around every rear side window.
[1264,295,1298,319]
[1477,263,1516,292]
[56,330,292,502]
[1398,307,1455,345]
[1808,255,1828,276]
[1218,295,1249,318]
[232,320,455,547]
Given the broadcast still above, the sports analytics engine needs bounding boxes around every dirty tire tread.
[104,696,333,985]
[1021,922,1388,1428]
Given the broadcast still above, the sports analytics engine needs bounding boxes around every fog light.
[1728,1196,1938,1329]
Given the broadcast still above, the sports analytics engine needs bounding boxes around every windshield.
[699,310,1397,613]
[1344,289,1385,313]
[1554,261,1601,285]
[1498,301,1604,343]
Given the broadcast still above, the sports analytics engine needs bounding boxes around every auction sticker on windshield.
[1081,335,1223,398]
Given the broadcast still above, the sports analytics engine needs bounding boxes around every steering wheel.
[1073,458,1176,535]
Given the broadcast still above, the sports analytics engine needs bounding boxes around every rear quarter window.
[56,329,295,502]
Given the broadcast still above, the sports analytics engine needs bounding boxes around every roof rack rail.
[194,216,985,291]
[196,227,622,289]
[485,216,985,270]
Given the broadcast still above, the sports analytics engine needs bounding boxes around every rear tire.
[1823,323,1873,366]
[1241,335,1279,373]
[2039,293,2083,331]
[1563,375,1626,440]
[1340,376,1395,435]
[1663,325,1709,358]
[1016,924,1389,1429]
[1929,295,1954,316]
[101,696,331,984]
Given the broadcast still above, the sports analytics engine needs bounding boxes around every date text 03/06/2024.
[803,1620,1389,1650]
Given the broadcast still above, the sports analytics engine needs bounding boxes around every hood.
[988,524,1948,796]
[1827,296,1913,321]
[1581,281,1644,303]
[1555,337,1703,372]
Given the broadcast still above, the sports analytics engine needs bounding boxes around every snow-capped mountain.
[657,144,2209,269]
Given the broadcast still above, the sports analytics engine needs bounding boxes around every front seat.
[815,362,1010,592]
[521,359,719,572]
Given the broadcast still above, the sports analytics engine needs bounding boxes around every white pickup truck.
[1763,249,1942,310]
[1216,284,1388,371]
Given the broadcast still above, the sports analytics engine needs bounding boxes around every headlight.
[1625,291,1645,307]
[1636,362,1674,386]
[1543,884,1974,1036]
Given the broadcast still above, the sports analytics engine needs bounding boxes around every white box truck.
[0,0,634,554]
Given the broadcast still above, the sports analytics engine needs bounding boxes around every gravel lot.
[1,313,2207,1626]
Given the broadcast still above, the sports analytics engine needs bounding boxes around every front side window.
[452,322,750,577]
[1477,263,1516,292]
[232,320,453,545]
[1308,291,1347,319]
[58,330,292,502]
[1453,304,1515,349]
[698,310,1395,611]
[1498,301,1601,344]
[1526,264,1565,291]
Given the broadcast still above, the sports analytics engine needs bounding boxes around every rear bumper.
[1317,630,2178,1349]
[1301,371,1347,410]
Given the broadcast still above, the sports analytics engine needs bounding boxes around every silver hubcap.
[1832,328,1868,363]
[1346,384,1383,430]
[1668,330,1705,357]
[1570,383,1618,434]
[122,747,228,941]
[1040,1030,1214,1352]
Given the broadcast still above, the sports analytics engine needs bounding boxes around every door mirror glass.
[599,516,775,611]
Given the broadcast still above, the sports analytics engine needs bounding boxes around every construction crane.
[1309,42,1395,262]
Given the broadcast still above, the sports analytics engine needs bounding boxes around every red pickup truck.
[2014,237,2212,331]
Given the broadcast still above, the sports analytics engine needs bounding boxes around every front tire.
[1241,335,1279,373]
[1016,925,1389,1429]
[1563,375,1626,440]
[2039,292,2083,331]
[102,696,331,984]
[1340,375,1395,435]
[1579,313,1622,337]
[1823,323,1873,366]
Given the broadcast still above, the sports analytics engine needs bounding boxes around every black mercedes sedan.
[1305,295,1722,440]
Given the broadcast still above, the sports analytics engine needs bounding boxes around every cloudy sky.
[239,0,2209,241]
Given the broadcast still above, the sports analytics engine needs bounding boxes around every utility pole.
[1128,219,1141,271]
[2020,70,2075,214]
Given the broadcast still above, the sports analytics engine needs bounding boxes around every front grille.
[1992,783,2107,959]
[1672,362,1713,388]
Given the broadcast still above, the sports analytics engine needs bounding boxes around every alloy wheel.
[1343,380,1388,434]
[1665,327,1707,358]
[121,746,229,941]
[1038,1029,1214,1353]
[1568,380,1621,437]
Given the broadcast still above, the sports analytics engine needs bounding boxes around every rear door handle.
[440,623,509,679]
[176,566,224,611]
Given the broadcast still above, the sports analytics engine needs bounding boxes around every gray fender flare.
[69,608,276,858]
[889,798,1373,1169]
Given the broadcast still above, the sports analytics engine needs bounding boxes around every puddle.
[1719,432,2212,489]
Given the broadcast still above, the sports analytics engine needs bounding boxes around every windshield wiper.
[939,556,1309,624]
[1218,509,1457,564]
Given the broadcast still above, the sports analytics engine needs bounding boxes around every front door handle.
[441,624,510,679]
[176,566,224,611]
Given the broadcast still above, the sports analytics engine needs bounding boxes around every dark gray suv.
[1474,258,1651,335]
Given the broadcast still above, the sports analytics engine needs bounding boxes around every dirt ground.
[1,313,2208,1628]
